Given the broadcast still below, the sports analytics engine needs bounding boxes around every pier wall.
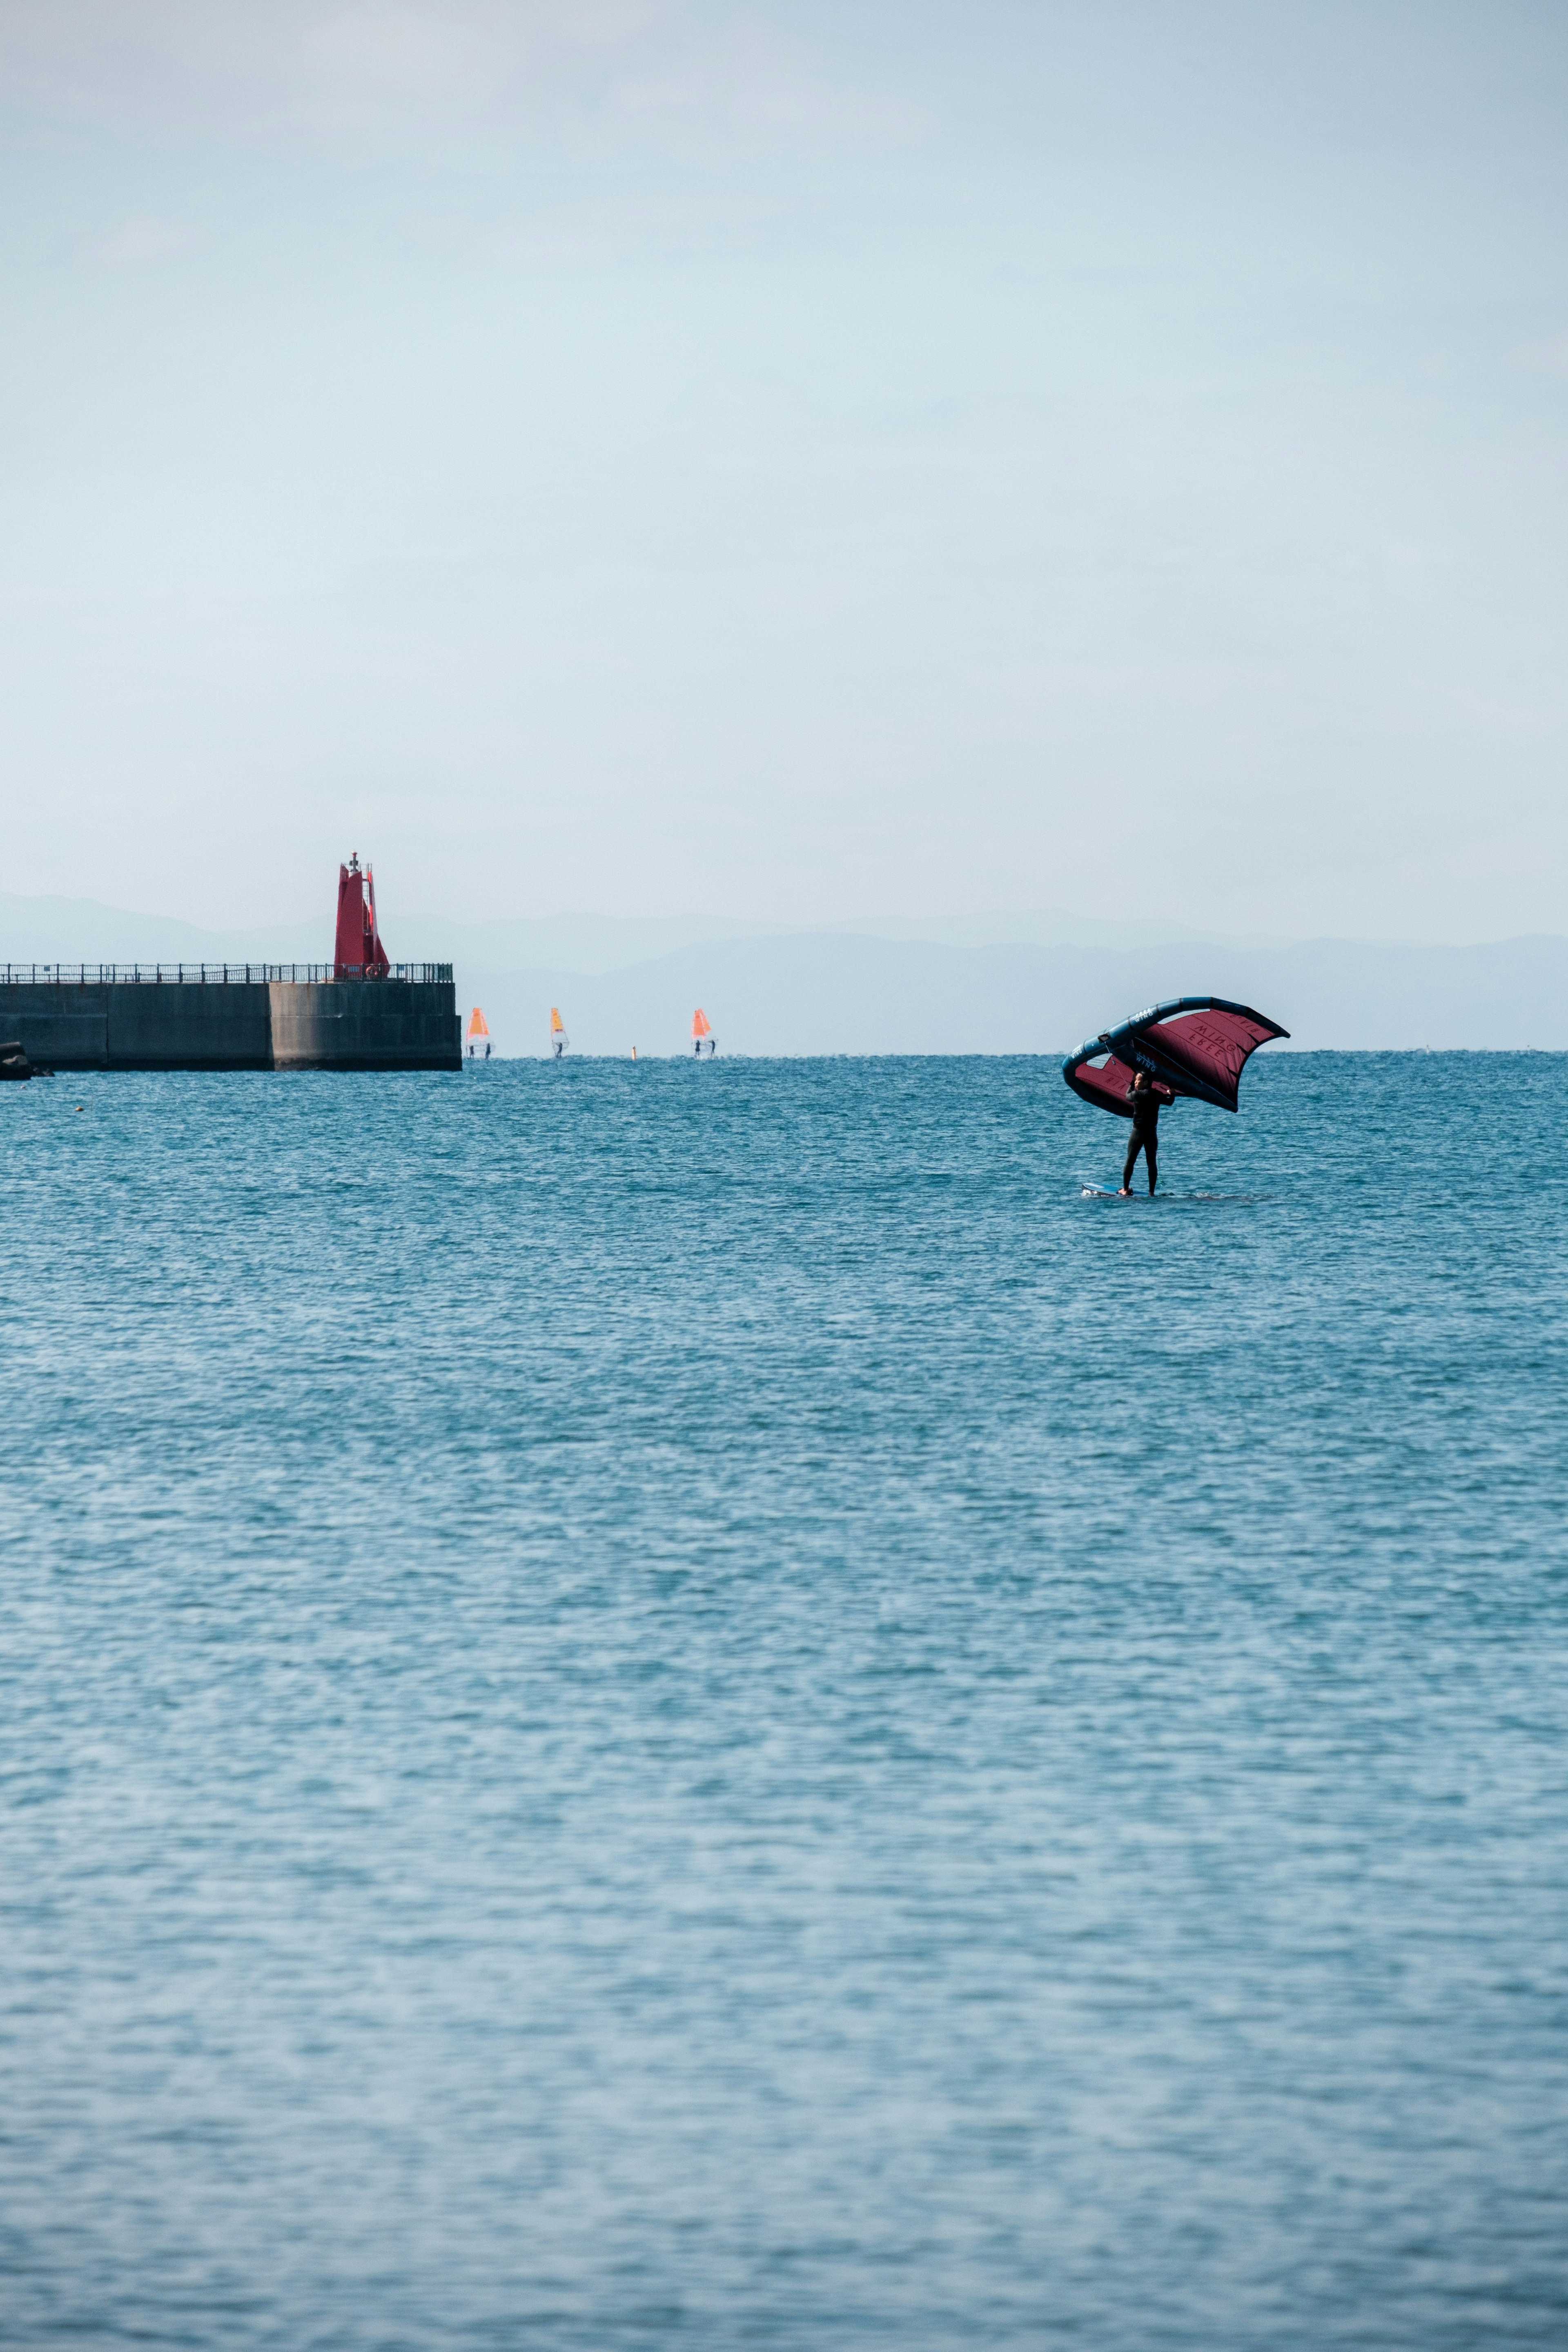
[0,985,112,1068]
[0,975,459,1071]
[269,980,459,1070]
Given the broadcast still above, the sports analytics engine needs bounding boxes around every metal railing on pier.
[0,963,454,987]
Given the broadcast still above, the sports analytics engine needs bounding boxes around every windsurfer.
[1119,1069,1161,1196]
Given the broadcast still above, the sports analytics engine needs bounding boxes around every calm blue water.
[2,1054,1566,2350]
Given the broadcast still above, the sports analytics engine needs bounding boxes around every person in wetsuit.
[1119,1067,1163,1196]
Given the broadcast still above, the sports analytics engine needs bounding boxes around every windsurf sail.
[466,1008,490,1041]
[1062,996,1288,1118]
[692,1009,711,1040]
[550,1007,568,1048]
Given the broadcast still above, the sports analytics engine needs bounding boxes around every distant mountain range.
[0,897,1274,970]
[3,893,1565,1053]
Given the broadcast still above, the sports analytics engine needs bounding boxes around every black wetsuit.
[1123,1084,1160,1192]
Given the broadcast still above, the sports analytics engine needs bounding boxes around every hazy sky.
[2,1,1566,938]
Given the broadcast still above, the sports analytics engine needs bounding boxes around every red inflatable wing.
[1063,997,1289,1118]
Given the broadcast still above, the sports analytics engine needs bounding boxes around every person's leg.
[1120,1135,1141,1194]
[1146,1138,1158,1195]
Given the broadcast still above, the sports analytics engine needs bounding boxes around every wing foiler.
[1062,996,1289,1118]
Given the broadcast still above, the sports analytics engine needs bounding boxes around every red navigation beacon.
[334,853,390,980]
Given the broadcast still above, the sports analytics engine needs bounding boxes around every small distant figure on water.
[466,1008,490,1062]
[693,1009,714,1057]
[550,1008,568,1059]
[1119,1068,1162,1196]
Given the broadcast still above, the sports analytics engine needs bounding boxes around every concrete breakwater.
[0,965,461,1071]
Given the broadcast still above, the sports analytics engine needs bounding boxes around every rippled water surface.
[2,1054,1566,2349]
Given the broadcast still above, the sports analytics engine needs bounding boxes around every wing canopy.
[1062,996,1289,1118]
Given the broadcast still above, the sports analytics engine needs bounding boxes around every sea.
[2,1053,1565,2350]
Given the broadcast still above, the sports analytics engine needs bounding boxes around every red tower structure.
[334,853,390,979]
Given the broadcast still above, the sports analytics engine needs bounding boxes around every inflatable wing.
[1063,996,1289,1119]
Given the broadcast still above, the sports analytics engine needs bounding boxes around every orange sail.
[466,1007,490,1040]
[692,1009,712,1039]
[550,1008,566,1036]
